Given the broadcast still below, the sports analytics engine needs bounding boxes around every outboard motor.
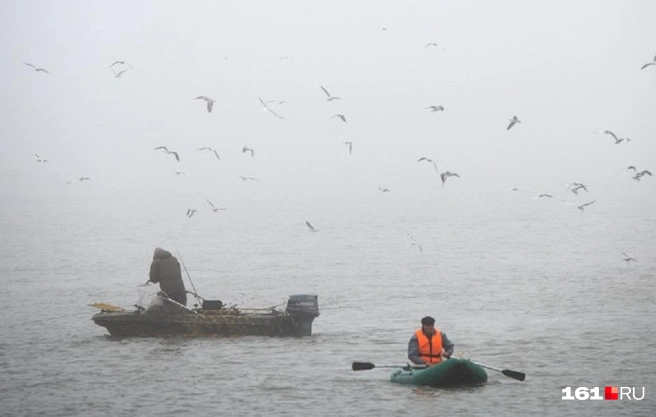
[202,300,223,310]
[286,294,319,336]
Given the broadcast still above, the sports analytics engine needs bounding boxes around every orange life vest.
[415,328,443,364]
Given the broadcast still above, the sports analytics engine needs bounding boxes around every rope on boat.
[175,248,202,306]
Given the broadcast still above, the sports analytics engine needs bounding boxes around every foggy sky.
[1,0,655,201]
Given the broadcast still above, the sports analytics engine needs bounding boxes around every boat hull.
[92,294,319,338]
[390,359,488,387]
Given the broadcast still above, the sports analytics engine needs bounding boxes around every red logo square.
[605,386,618,400]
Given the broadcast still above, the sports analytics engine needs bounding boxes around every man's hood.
[153,247,172,259]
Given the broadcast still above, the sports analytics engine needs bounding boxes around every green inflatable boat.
[390,358,488,387]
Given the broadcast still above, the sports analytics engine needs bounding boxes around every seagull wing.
[207,100,213,113]
[205,199,216,209]
[603,130,619,142]
[320,85,331,98]
[267,107,284,119]
[23,62,36,69]
[305,221,315,231]
[407,233,423,252]
[170,151,180,162]
[154,146,168,151]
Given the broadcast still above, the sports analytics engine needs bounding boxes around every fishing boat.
[91,293,319,338]
[389,358,488,387]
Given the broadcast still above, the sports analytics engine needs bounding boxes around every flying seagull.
[186,208,198,218]
[305,220,317,232]
[239,175,259,181]
[169,166,188,176]
[640,54,656,70]
[344,141,353,155]
[198,147,220,160]
[417,157,438,173]
[67,177,91,183]
[23,62,50,74]
[577,199,596,211]
[258,96,284,119]
[378,187,391,193]
[633,170,652,181]
[623,167,652,181]
[194,96,215,113]
[425,105,445,112]
[507,115,521,130]
[205,198,226,212]
[109,61,135,71]
[155,146,180,162]
[332,114,347,123]
[599,130,627,144]
[320,85,341,101]
[154,146,180,162]
[533,193,553,199]
[242,146,255,158]
[440,171,460,187]
[34,154,48,163]
[568,182,588,195]
[622,252,637,263]
[424,43,439,48]
[407,232,423,252]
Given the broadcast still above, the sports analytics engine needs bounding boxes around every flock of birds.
[23,44,655,266]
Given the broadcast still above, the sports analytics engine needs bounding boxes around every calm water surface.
[0,181,654,417]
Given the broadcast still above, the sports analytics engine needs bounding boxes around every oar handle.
[351,361,427,371]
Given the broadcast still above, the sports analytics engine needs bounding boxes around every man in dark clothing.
[148,247,187,306]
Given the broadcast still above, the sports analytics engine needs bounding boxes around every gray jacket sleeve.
[407,334,423,365]
[441,332,455,356]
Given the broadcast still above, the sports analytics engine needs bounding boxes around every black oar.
[352,361,425,371]
[353,359,525,381]
[453,358,525,381]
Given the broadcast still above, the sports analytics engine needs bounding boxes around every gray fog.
[2,0,655,201]
[1,1,656,416]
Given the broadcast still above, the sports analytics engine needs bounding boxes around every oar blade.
[502,369,526,381]
[352,361,376,371]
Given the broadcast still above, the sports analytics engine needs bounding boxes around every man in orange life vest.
[408,316,454,366]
